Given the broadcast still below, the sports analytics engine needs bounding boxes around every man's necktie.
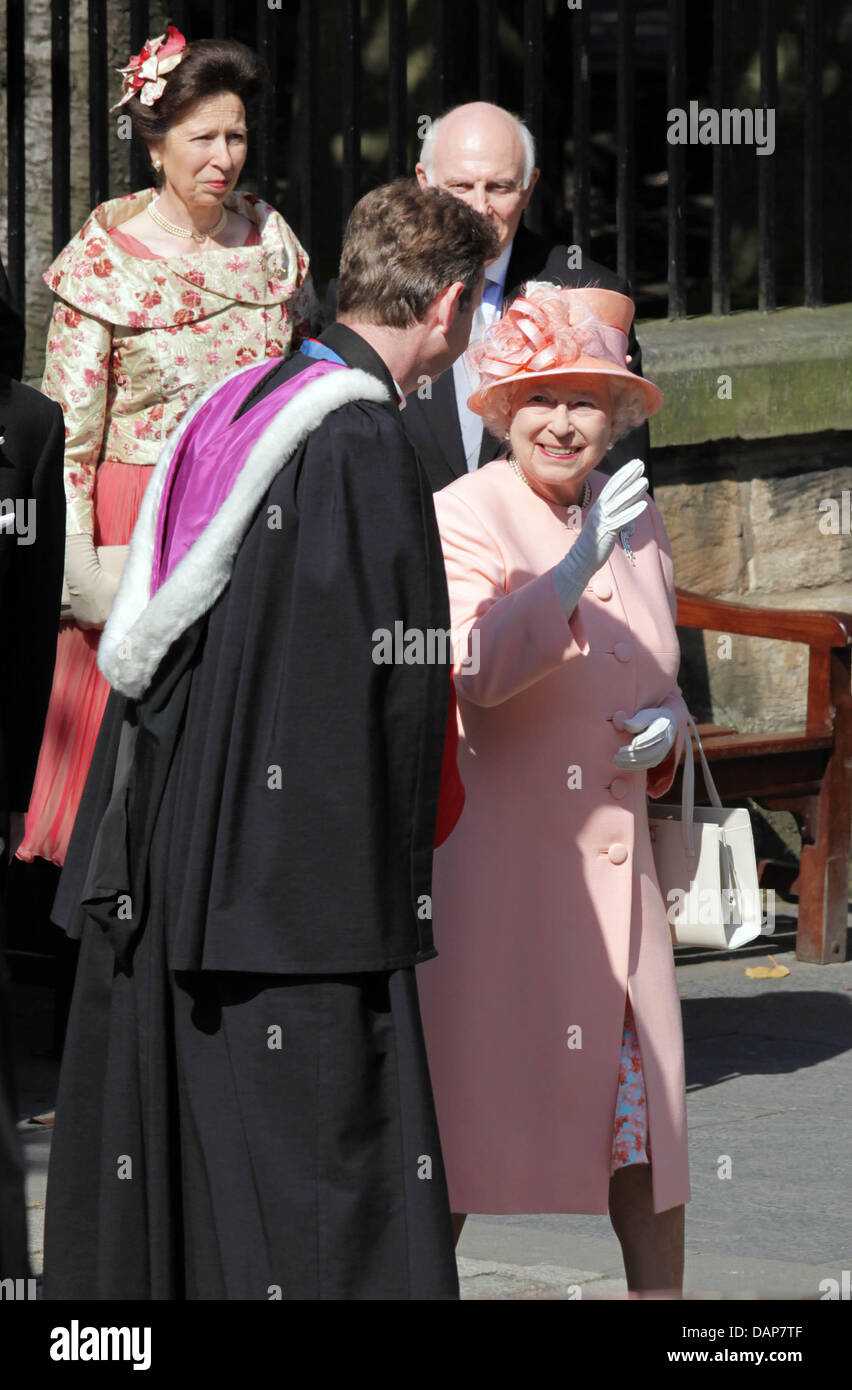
[471,277,505,339]
[456,277,506,472]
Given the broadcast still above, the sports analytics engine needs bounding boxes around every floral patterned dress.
[18,187,317,866]
[611,998,650,1172]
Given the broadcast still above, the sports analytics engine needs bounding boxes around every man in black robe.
[0,259,65,1279]
[44,180,496,1301]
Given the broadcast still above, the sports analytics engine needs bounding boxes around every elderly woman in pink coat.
[416,282,690,1298]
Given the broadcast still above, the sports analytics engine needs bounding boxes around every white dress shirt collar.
[453,238,515,471]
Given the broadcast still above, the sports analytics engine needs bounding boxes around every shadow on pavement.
[682,990,852,1092]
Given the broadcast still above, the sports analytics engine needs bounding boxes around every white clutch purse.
[60,543,129,617]
[649,713,764,950]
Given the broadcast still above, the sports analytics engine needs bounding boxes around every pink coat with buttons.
[416,459,691,1215]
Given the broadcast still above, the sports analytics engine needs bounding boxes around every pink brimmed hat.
[466,282,663,420]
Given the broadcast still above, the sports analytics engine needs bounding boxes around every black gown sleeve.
[50,685,130,936]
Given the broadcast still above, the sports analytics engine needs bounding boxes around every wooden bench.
[669,588,852,964]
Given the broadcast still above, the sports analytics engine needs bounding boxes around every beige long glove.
[64,532,127,629]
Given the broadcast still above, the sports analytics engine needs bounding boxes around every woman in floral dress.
[17,30,316,867]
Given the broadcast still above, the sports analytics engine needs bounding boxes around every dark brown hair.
[337,179,499,327]
[124,38,267,151]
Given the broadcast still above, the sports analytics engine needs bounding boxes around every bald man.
[403,102,651,492]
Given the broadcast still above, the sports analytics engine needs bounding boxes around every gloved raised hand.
[552,459,648,618]
[613,706,677,771]
[64,531,122,630]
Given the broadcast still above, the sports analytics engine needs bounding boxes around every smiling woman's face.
[150,92,248,211]
[507,375,613,506]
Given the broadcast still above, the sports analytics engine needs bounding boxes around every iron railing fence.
[3,0,847,323]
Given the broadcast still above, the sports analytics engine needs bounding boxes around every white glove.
[613,706,677,771]
[64,532,122,629]
[552,459,648,617]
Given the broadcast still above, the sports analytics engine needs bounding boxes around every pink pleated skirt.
[17,459,154,867]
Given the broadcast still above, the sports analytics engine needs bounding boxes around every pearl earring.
[152,157,162,171]
[607,441,615,451]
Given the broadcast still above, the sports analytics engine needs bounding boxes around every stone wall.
[642,308,852,736]
[641,309,852,885]
[653,431,851,734]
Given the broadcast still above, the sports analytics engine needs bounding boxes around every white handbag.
[649,713,764,950]
[60,543,129,618]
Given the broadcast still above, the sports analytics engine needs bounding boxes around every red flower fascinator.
[111,25,187,111]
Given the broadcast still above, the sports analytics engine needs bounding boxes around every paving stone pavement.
[11,913,852,1300]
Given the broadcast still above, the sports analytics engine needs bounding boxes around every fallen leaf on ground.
[745,964,791,979]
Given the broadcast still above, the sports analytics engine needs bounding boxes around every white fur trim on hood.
[98,362,391,699]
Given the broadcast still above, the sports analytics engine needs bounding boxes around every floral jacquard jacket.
[43,187,318,535]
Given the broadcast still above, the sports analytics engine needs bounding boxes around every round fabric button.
[610,778,628,800]
[593,579,613,600]
[608,842,629,864]
[613,641,632,663]
[611,709,628,732]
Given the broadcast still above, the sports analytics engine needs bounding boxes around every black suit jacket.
[0,376,65,820]
[397,224,652,494]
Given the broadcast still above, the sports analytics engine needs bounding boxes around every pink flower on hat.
[465,280,664,437]
[466,283,620,401]
[111,25,187,111]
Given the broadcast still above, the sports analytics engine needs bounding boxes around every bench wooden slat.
[690,731,833,759]
[675,588,852,650]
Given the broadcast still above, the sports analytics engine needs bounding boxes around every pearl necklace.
[507,454,591,515]
[147,195,227,243]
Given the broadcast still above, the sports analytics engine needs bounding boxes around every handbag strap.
[688,712,723,808]
[681,712,724,857]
